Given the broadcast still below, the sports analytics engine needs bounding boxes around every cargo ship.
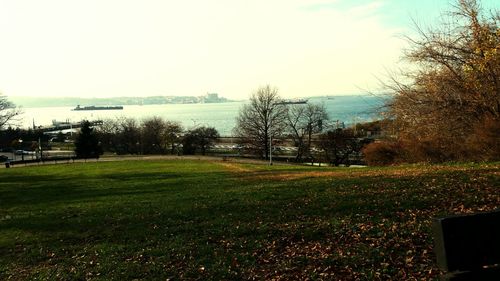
[73,105,123,111]
[277,98,308,105]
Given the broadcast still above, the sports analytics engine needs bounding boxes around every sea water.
[18,96,386,136]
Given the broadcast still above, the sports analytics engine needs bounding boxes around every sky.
[0,0,498,100]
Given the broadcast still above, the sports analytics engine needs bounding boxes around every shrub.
[465,116,500,161]
[362,141,402,166]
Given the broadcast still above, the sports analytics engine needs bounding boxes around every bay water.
[19,96,385,136]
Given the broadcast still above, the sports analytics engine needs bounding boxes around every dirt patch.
[242,164,500,181]
[218,162,254,173]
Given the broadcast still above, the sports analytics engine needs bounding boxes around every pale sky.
[0,0,498,99]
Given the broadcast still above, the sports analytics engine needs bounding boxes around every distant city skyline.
[0,0,498,100]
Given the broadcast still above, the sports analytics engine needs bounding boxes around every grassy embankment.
[0,159,499,280]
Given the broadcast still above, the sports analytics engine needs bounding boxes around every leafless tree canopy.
[0,94,21,129]
[97,116,184,155]
[96,117,142,154]
[286,103,328,161]
[141,116,170,154]
[387,0,500,161]
[182,126,219,155]
[233,85,287,159]
[164,121,183,154]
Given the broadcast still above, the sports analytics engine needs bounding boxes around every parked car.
[0,155,8,163]
[14,150,35,155]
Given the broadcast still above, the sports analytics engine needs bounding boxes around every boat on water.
[73,105,124,111]
[277,98,308,105]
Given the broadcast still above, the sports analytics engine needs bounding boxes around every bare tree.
[141,116,168,154]
[95,118,120,153]
[0,94,21,129]
[96,118,142,154]
[97,117,180,155]
[318,128,370,166]
[233,85,287,159]
[118,118,142,154]
[182,126,219,155]
[286,103,328,161]
[165,121,183,154]
[387,0,500,161]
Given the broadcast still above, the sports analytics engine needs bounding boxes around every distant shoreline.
[9,95,239,108]
[10,94,381,108]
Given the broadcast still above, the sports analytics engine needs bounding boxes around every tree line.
[0,85,380,165]
[80,117,219,158]
[1,92,372,166]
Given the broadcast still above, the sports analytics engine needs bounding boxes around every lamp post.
[38,137,42,161]
[18,139,24,161]
[268,109,273,165]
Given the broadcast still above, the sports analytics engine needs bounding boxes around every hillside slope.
[1,160,498,280]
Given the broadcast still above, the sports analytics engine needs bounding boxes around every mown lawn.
[0,159,499,280]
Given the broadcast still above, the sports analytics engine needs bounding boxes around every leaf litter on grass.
[1,160,499,280]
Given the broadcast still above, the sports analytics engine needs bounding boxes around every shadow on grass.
[2,170,490,237]
[1,163,498,280]
[0,170,233,210]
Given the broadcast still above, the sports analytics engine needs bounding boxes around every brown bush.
[465,116,500,161]
[362,141,402,166]
[400,138,462,163]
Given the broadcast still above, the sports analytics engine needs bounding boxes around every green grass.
[1,160,499,280]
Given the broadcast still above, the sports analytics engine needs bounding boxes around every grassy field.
[0,159,499,280]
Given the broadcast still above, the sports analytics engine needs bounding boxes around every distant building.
[201,93,227,103]
[207,93,218,100]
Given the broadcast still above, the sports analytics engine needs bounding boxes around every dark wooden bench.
[433,210,500,280]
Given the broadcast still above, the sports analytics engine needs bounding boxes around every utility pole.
[38,137,41,160]
[269,134,273,165]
